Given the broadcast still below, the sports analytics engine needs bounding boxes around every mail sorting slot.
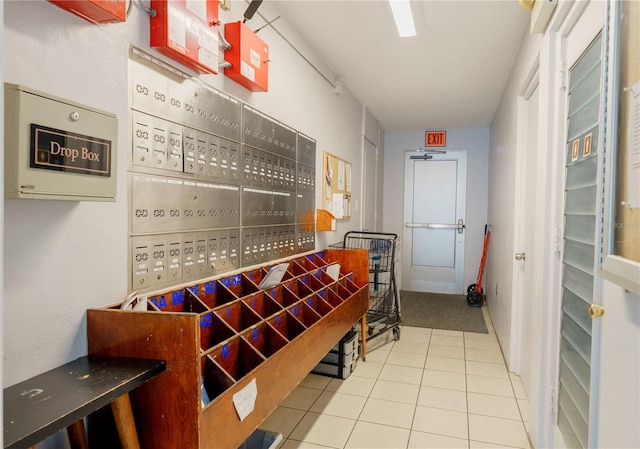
[263,284,297,309]
[282,278,314,300]
[242,292,283,320]
[224,273,259,299]
[246,263,294,286]
[267,311,306,341]
[312,269,337,287]
[200,312,236,351]
[243,268,264,285]
[188,279,240,309]
[214,300,262,333]
[148,288,208,313]
[210,337,265,383]
[302,295,334,317]
[328,280,357,302]
[241,322,288,358]
[342,278,359,296]
[300,271,331,293]
[324,287,347,308]
[201,337,265,403]
[287,302,321,327]
[289,258,319,276]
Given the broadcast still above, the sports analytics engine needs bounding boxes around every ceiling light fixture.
[389,0,416,37]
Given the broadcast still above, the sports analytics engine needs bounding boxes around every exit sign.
[425,131,446,147]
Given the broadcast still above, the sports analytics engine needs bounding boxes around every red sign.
[425,131,446,147]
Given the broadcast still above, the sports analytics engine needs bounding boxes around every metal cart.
[340,231,401,341]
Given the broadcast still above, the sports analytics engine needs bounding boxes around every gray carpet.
[400,291,488,334]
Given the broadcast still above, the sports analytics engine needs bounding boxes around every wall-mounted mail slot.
[4,83,117,201]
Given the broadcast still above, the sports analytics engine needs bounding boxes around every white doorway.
[362,138,377,232]
[513,68,542,445]
[402,150,467,293]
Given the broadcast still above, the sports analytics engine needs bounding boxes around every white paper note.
[233,378,257,422]
[332,193,344,218]
[326,263,341,281]
[258,262,289,290]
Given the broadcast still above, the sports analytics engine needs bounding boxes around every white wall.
[2,0,369,391]
[485,29,541,366]
[382,127,490,291]
[487,1,640,448]
[596,281,640,448]
[376,124,385,232]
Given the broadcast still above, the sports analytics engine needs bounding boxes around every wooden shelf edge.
[316,209,336,231]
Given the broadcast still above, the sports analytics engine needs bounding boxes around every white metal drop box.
[4,83,117,201]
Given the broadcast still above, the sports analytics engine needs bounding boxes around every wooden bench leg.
[360,315,367,361]
[66,419,89,449]
[110,393,141,449]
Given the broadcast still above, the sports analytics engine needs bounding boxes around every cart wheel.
[392,327,401,341]
[367,326,374,336]
[467,290,484,307]
[467,284,483,294]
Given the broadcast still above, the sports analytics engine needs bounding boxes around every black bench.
[3,356,166,449]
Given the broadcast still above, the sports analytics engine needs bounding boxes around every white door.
[362,139,377,231]
[556,32,603,448]
[402,150,467,293]
[514,80,542,444]
[552,4,605,447]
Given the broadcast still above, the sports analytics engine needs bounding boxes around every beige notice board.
[322,151,352,219]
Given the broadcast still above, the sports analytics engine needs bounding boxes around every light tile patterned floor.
[260,306,532,449]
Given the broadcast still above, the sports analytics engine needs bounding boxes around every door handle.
[405,219,465,234]
[589,304,605,319]
[515,253,525,261]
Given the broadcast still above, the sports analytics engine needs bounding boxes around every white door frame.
[362,137,378,232]
[536,1,606,447]
[511,60,542,445]
[511,61,540,374]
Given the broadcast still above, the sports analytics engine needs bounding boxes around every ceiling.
[271,1,531,132]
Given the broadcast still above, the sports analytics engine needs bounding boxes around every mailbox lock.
[69,111,80,122]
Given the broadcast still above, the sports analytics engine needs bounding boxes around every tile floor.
[259,307,533,449]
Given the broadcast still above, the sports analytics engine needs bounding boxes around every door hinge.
[553,225,561,254]
[550,386,557,414]
[560,67,567,90]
